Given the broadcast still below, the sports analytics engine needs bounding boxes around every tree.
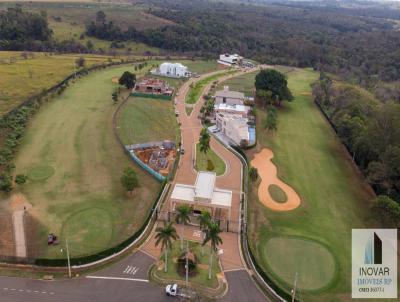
[199,128,210,164]
[75,57,85,68]
[372,195,400,228]
[264,106,278,131]
[120,167,138,195]
[256,89,273,107]
[198,211,211,256]
[15,174,27,185]
[255,69,293,106]
[155,221,179,272]
[202,221,223,279]
[0,172,12,192]
[112,89,119,104]
[175,204,191,250]
[96,10,106,24]
[119,71,136,89]
[249,167,258,182]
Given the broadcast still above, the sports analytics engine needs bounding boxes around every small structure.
[134,78,173,96]
[215,113,250,146]
[170,171,232,220]
[215,86,245,106]
[218,54,243,67]
[151,62,190,78]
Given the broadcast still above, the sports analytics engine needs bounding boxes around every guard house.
[170,171,232,220]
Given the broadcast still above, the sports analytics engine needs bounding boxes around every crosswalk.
[123,265,140,276]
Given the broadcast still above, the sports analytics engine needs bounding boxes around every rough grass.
[239,68,376,301]
[267,184,287,203]
[155,240,221,289]
[13,64,161,258]
[0,51,129,116]
[195,143,226,176]
[116,97,179,145]
[216,71,258,96]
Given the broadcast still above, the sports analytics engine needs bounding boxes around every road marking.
[123,265,139,275]
[2,288,55,295]
[86,276,149,283]
[132,267,139,275]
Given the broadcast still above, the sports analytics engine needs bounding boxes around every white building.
[218,54,243,67]
[216,113,249,146]
[215,86,245,106]
[170,171,232,220]
[151,62,190,78]
[215,103,250,117]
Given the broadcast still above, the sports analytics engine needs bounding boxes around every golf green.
[61,208,113,255]
[262,237,336,291]
[27,165,55,181]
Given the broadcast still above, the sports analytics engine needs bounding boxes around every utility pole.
[185,240,189,288]
[291,272,298,302]
[66,239,71,278]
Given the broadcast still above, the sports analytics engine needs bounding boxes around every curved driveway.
[0,67,269,302]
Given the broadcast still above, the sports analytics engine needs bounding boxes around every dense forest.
[85,0,400,85]
[313,74,400,226]
[0,7,91,53]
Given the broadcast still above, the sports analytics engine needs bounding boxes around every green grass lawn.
[195,143,226,176]
[185,71,235,104]
[0,51,129,116]
[13,64,162,258]
[267,184,287,203]
[230,68,376,301]
[155,240,221,289]
[116,97,179,145]
[216,71,258,96]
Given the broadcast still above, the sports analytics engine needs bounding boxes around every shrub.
[206,159,215,171]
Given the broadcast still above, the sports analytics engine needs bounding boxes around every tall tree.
[255,69,293,106]
[155,221,179,272]
[198,211,211,256]
[120,167,138,195]
[264,106,278,131]
[199,128,210,165]
[175,204,191,250]
[202,222,223,279]
[119,71,136,89]
[96,10,106,24]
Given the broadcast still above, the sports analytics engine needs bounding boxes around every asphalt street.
[0,251,268,302]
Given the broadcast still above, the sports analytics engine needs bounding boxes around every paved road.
[0,251,169,302]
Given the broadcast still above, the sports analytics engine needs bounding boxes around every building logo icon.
[352,229,397,298]
[364,232,382,265]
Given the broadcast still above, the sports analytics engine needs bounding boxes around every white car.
[165,284,178,296]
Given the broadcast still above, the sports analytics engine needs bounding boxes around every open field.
[154,240,221,289]
[9,64,161,259]
[195,143,226,176]
[216,71,257,96]
[0,2,168,53]
[116,97,179,146]
[0,51,129,116]
[238,68,377,301]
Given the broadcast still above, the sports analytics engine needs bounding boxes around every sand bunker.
[251,148,301,211]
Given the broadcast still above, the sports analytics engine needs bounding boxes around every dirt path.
[251,148,301,211]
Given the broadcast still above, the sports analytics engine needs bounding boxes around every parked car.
[165,284,178,296]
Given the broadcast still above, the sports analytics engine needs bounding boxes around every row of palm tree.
[155,205,223,279]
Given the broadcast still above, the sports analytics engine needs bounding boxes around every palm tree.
[155,221,178,273]
[199,128,210,166]
[175,204,191,250]
[202,221,223,279]
[198,211,211,256]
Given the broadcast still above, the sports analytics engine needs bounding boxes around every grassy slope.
[0,51,128,115]
[243,68,375,301]
[195,143,226,176]
[116,97,179,145]
[14,64,161,258]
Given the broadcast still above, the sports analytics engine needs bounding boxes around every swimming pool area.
[249,126,256,145]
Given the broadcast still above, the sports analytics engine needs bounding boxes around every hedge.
[131,92,172,100]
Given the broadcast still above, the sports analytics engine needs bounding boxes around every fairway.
[237,68,376,301]
[14,64,161,258]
